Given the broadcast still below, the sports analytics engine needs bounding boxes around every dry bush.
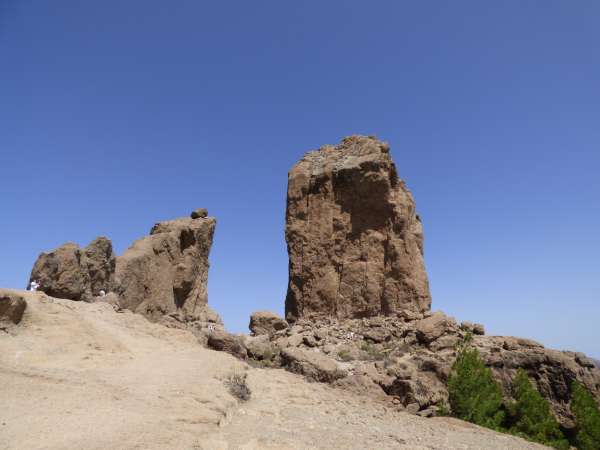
[225,372,251,402]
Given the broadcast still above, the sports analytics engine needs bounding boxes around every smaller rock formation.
[0,289,27,329]
[285,135,431,323]
[30,237,115,301]
[29,210,221,329]
[249,311,288,336]
[114,213,219,326]
[460,321,485,336]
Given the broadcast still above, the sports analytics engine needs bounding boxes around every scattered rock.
[406,403,420,414]
[363,327,391,343]
[281,347,347,382]
[207,329,247,359]
[245,335,279,362]
[502,337,543,351]
[249,311,288,335]
[416,312,457,344]
[285,136,431,322]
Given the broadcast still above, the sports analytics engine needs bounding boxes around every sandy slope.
[0,291,548,450]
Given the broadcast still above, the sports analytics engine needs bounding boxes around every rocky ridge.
[29,210,221,332]
[240,310,600,430]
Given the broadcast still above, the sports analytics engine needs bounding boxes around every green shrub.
[447,339,504,430]
[571,381,600,450]
[506,369,568,449]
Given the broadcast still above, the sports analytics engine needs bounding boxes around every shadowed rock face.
[285,136,431,322]
[114,214,219,323]
[30,237,115,301]
[0,289,27,328]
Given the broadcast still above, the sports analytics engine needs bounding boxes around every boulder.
[30,237,115,301]
[249,311,288,335]
[114,212,220,324]
[281,347,347,382]
[416,312,457,344]
[285,136,431,322]
[245,335,279,361]
[460,321,485,336]
[207,329,247,359]
[190,208,208,219]
[0,289,27,328]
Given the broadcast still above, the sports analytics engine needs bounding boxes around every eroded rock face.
[285,135,431,322]
[0,289,27,328]
[30,237,115,301]
[114,214,219,325]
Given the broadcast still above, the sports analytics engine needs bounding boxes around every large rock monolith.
[285,135,431,322]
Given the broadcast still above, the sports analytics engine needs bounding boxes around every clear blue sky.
[1,1,598,357]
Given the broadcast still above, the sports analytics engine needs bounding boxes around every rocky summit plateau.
[2,136,599,450]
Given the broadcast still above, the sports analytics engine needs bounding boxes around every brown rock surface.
[416,311,458,344]
[29,210,220,327]
[249,310,288,335]
[30,237,115,301]
[114,213,219,325]
[0,289,27,328]
[285,135,431,322]
[281,347,347,382]
[207,329,247,359]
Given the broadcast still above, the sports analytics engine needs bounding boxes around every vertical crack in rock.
[285,135,431,322]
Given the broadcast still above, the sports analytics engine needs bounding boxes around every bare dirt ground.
[0,291,548,450]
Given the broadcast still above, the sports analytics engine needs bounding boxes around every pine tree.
[447,336,505,430]
[571,381,600,450]
[506,369,568,449]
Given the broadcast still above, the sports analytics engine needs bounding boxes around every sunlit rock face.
[285,135,431,322]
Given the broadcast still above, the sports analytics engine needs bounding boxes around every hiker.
[99,290,106,297]
[29,280,40,292]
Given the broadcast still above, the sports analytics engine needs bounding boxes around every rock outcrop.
[249,311,288,336]
[285,135,431,322]
[114,213,219,325]
[30,237,115,301]
[242,313,600,429]
[0,289,27,329]
[29,210,221,328]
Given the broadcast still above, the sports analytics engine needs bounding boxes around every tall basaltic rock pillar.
[285,136,431,322]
